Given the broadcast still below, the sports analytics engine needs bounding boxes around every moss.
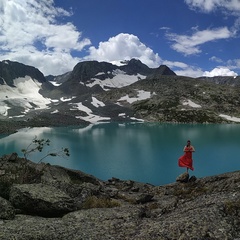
[173,183,208,199]
[66,170,85,184]
[82,196,121,209]
[148,202,159,210]
[223,199,240,216]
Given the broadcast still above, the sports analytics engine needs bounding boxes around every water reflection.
[0,123,239,185]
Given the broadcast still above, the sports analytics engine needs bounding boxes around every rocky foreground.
[0,153,239,240]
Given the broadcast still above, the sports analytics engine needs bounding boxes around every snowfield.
[182,99,202,108]
[0,76,51,117]
[69,101,110,123]
[117,90,154,104]
[219,114,240,122]
[87,70,146,90]
[91,97,105,107]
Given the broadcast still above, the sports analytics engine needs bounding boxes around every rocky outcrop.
[0,153,239,239]
[9,184,76,217]
[176,172,189,183]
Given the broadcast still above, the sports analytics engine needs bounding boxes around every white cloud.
[203,67,238,77]
[209,56,223,63]
[175,67,204,78]
[162,60,189,69]
[185,0,240,13]
[84,33,161,68]
[0,0,91,75]
[167,27,233,55]
[161,60,204,78]
[227,59,240,69]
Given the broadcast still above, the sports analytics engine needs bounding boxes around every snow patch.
[70,102,110,123]
[130,117,144,122]
[91,97,105,107]
[118,90,153,104]
[60,97,76,102]
[95,72,105,76]
[87,71,145,90]
[51,110,59,114]
[51,99,59,103]
[49,81,62,86]
[182,100,201,108]
[0,104,10,116]
[219,114,240,123]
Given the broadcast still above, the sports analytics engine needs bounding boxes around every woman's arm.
[190,146,195,152]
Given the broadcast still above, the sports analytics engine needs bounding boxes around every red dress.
[178,146,194,171]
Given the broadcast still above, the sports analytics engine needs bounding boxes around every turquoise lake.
[0,122,239,186]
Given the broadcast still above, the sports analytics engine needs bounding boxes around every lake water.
[0,122,239,186]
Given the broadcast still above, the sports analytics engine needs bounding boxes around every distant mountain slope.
[0,59,239,128]
[95,74,240,123]
[198,76,240,86]
[57,59,175,94]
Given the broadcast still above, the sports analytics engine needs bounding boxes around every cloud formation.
[167,27,232,55]
[0,0,91,75]
[85,33,161,68]
[203,67,238,77]
[185,0,240,14]
[0,0,238,79]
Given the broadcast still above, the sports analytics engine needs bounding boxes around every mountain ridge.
[0,59,240,133]
[0,60,46,86]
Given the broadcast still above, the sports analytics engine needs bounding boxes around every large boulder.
[9,184,75,217]
[0,196,15,220]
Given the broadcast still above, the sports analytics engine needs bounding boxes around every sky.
[0,0,240,78]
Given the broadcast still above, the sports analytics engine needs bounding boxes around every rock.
[136,194,154,204]
[0,169,5,176]
[176,172,189,183]
[189,175,197,182]
[7,153,18,162]
[0,154,240,239]
[0,197,15,220]
[9,184,75,217]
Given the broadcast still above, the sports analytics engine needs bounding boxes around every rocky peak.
[153,64,176,76]
[71,61,117,82]
[0,60,46,86]
[120,58,152,75]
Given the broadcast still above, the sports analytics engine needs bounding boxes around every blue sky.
[0,0,239,77]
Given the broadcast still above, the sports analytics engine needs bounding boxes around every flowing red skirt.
[178,152,194,171]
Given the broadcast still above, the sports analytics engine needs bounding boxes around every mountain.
[0,60,46,86]
[0,59,240,133]
[51,59,175,94]
[198,76,240,86]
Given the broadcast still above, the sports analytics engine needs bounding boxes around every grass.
[173,183,209,199]
[223,199,240,216]
[81,196,121,209]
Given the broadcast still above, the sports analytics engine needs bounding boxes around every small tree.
[19,137,70,183]
[21,137,70,163]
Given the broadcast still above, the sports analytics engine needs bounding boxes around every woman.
[178,140,195,172]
